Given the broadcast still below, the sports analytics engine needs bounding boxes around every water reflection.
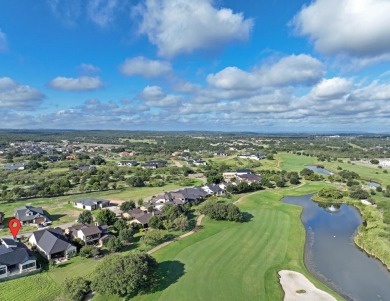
[282,194,390,301]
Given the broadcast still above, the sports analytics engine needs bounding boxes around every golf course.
[95,182,344,301]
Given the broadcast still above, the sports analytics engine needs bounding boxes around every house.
[66,224,109,245]
[29,228,76,260]
[0,238,38,279]
[14,206,51,226]
[202,184,225,196]
[3,163,26,171]
[130,213,153,228]
[214,151,228,157]
[188,159,207,166]
[123,208,147,219]
[47,156,60,162]
[237,173,261,184]
[236,169,253,175]
[128,209,164,228]
[73,198,110,211]
[222,172,238,181]
[119,151,134,157]
[237,154,266,160]
[141,160,168,169]
[118,161,138,167]
[0,212,4,224]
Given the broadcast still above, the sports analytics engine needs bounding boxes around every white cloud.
[0,29,7,52]
[140,85,181,107]
[207,54,323,89]
[135,0,253,57]
[87,0,119,27]
[0,77,44,108]
[119,56,172,78]
[294,0,390,58]
[311,77,353,99]
[80,63,100,74]
[49,76,103,91]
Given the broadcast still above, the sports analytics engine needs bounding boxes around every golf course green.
[97,183,344,301]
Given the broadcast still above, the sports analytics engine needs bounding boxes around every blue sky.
[1,0,390,132]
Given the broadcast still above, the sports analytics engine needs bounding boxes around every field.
[278,152,317,172]
[95,182,343,301]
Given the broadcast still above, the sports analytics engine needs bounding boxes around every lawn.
[0,273,61,301]
[96,182,343,301]
[278,152,317,172]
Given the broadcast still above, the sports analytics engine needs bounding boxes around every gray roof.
[68,224,107,237]
[3,163,25,171]
[135,213,153,225]
[0,239,34,266]
[14,206,46,222]
[128,209,146,218]
[207,184,223,193]
[74,198,110,206]
[32,228,73,255]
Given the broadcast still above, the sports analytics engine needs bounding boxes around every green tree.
[140,230,165,247]
[77,211,94,224]
[63,277,91,301]
[91,253,158,297]
[106,237,123,253]
[96,209,117,226]
[120,200,136,212]
[173,215,189,231]
[149,216,164,229]
[119,228,133,243]
[114,219,127,232]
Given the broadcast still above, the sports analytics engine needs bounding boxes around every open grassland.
[321,160,390,186]
[0,273,61,301]
[95,182,343,301]
[278,152,317,172]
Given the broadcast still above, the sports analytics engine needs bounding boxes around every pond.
[367,181,380,188]
[305,165,334,175]
[282,194,390,301]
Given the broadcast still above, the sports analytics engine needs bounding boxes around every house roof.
[236,169,252,173]
[68,224,107,237]
[128,208,146,218]
[74,198,110,206]
[32,228,73,255]
[14,206,46,222]
[135,213,153,225]
[0,239,34,266]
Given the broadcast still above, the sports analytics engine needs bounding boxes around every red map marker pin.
[9,218,21,239]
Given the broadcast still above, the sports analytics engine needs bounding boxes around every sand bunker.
[278,270,337,301]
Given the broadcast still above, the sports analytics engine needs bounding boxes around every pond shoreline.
[283,193,390,301]
[311,194,390,271]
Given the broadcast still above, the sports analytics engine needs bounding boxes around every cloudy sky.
[1,0,390,132]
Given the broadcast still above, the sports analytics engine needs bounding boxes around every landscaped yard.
[95,182,344,301]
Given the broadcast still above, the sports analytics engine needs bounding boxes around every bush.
[80,245,96,258]
[349,188,370,200]
[370,159,379,164]
[317,187,343,199]
[63,277,91,301]
[199,203,243,222]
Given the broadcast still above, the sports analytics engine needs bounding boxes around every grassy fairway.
[278,152,317,172]
[102,182,343,301]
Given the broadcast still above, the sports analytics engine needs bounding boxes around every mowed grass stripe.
[156,207,290,300]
